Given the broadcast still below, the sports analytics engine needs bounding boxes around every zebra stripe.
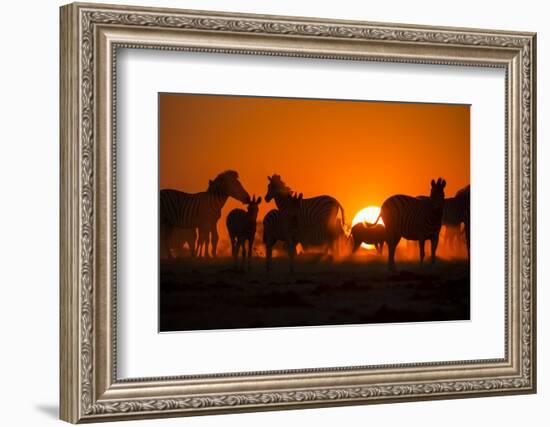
[160,189,226,258]
[263,193,302,272]
[262,209,286,244]
[159,170,250,259]
[160,189,226,230]
[382,196,442,239]
[298,219,346,253]
[265,175,345,253]
[378,178,446,270]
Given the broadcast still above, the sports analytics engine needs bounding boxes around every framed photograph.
[60,2,537,423]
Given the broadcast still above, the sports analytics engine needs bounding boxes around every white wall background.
[0,0,545,426]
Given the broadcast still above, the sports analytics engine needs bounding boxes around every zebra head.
[430,177,446,209]
[208,170,250,204]
[247,195,262,218]
[265,174,292,203]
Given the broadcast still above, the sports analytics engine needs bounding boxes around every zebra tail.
[366,213,382,227]
[338,203,346,229]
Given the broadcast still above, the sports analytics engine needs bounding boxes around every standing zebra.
[442,190,467,252]
[453,185,470,257]
[263,192,303,272]
[160,170,250,259]
[264,174,346,257]
[226,195,262,271]
[371,178,446,270]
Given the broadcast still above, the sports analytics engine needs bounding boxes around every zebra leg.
[241,239,250,271]
[431,234,439,264]
[203,231,211,258]
[247,239,253,272]
[197,228,207,257]
[288,244,296,273]
[387,242,397,271]
[196,240,202,257]
[210,224,219,258]
[386,234,401,271]
[352,238,361,254]
[265,242,273,272]
[163,225,174,259]
[419,239,426,266]
[190,231,197,258]
[229,237,237,268]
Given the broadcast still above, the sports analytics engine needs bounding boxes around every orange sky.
[159,93,469,246]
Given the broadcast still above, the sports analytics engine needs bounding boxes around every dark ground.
[159,254,470,332]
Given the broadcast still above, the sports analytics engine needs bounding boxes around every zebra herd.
[160,171,470,272]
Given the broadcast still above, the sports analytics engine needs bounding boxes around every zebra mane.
[269,174,293,195]
[208,170,240,192]
[215,170,239,182]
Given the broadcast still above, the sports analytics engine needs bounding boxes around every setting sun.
[352,206,384,250]
[352,206,384,226]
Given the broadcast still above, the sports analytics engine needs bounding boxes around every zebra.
[453,185,470,257]
[442,196,465,251]
[351,222,386,255]
[226,195,262,271]
[264,174,346,257]
[370,178,446,270]
[262,192,302,272]
[421,185,470,256]
[159,170,250,259]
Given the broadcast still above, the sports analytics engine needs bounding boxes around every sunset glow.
[352,206,383,227]
[352,206,384,250]
[160,93,470,256]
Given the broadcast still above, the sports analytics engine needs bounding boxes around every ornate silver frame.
[60,2,537,423]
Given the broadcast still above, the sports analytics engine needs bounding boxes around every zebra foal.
[226,195,262,271]
[351,222,386,255]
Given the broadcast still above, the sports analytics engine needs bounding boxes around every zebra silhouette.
[160,170,250,259]
[449,185,470,257]
[442,186,469,253]
[226,195,262,271]
[265,174,345,257]
[371,178,446,270]
[263,192,302,272]
[351,222,386,255]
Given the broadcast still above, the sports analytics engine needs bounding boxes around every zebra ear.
[298,193,303,201]
[431,179,436,187]
[257,196,262,204]
[267,176,272,182]
[442,179,447,188]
